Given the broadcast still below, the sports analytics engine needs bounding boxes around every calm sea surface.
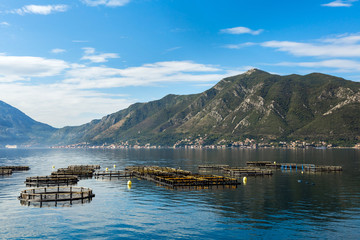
[0,148,359,239]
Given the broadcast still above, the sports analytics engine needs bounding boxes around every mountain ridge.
[0,100,57,146]
[48,68,360,146]
[1,69,359,147]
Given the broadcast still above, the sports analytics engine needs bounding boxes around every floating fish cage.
[18,186,95,204]
[0,168,12,175]
[67,165,100,170]
[20,198,93,208]
[1,166,30,171]
[152,174,240,188]
[126,166,192,177]
[198,165,229,170]
[25,175,79,187]
[223,167,273,177]
[52,169,94,178]
[127,166,240,188]
[196,164,273,177]
[0,166,30,175]
[51,165,100,178]
[246,161,273,167]
[94,170,134,178]
[260,163,343,172]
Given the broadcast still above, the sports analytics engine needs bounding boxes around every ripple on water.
[1,148,360,239]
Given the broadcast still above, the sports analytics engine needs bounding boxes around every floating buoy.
[297,180,302,183]
[105,167,108,171]
[242,176,247,184]
[52,165,55,169]
[127,180,132,189]
[273,161,276,164]
[113,165,116,168]
[301,171,304,174]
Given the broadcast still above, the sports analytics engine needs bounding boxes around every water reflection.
[0,148,359,239]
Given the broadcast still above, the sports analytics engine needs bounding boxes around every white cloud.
[81,47,120,63]
[221,26,263,35]
[322,0,358,7]
[261,34,360,57]
[82,0,130,7]
[0,51,238,127]
[321,34,360,44]
[0,22,10,26]
[12,5,68,15]
[274,59,360,72]
[223,42,256,49]
[165,46,182,52]
[0,55,69,82]
[51,48,66,54]
[83,47,95,55]
[65,61,226,89]
[0,83,133,127]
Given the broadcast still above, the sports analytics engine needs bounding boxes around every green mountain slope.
[0,101,57,146]
[51,69,360,146]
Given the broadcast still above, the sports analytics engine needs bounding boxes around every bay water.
[0,148,359,239]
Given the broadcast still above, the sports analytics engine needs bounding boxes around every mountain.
[0,101,57,146]
[51,69,360,146]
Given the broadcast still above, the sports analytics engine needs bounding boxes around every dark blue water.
[0,148,359,239]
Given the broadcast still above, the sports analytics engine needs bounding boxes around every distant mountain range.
[1,69,360,147]
[0,100,56,146]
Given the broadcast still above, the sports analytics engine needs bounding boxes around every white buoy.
[243,176,247,184]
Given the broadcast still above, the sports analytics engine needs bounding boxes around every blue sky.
[1,0,360,127]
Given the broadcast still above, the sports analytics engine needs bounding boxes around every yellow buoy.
[113,164,116,168]
[52,165,55,169]
[106,167,108,171]
[274,161,276,164]
[301,171,304,174]
[243,176,247,184]
[127,180,132,189]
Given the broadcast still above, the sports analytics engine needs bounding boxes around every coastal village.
[52,136,360,150]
